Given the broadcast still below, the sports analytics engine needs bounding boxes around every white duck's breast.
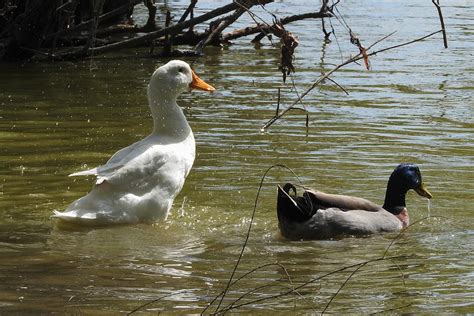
[145,136,195,194]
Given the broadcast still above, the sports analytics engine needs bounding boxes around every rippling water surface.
[1,0,473,313]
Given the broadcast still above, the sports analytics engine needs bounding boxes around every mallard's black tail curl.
[277,183,316,223]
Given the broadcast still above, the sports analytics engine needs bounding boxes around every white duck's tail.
[69,168,99,177]
[52,210,98,223]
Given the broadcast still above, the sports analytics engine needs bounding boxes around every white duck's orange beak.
[190,70,215,92]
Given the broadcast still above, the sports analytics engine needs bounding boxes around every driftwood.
[0,0,332,61]
[54,0,275,59]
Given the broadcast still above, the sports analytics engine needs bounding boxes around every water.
[1,0,473,313]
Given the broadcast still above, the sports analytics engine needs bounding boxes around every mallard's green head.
[383,163,432,213]
[392,163,432,199]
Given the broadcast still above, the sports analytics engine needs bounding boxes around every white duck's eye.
[178,67,185,73]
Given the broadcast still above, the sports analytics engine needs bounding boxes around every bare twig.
[178,0,198,23]
[275,87,281,116]
[329,16,344,62]
[195,7,246,53]
[203,262,289,313]
[234,0,274,44]
[19,46,55,58]
[371,303,413,315]
[289,76,309,126]
[325,77,349,95]
[321,262,368,314]
[127,289,192,315]
[217,210,444,313]
[367,30,442,55]
[260,29,443,130]
[321,17,332,42]
[431,0,448,48]
[213,164,304,312]
[223,11,332,42]
[55,0,77,13]
[221,262,319,312]
[390,260,408,289]
[349,29,370,70]
[382,215,448,259]
[217,255,411,313]
[161,10,172,56]
[321,216,449,314]
[223,281,315,312]
[320,0,332,42]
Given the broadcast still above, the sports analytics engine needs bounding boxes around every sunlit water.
[1,0,473,314]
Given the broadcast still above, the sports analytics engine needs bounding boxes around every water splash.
[427,198,431,218]
[178,196,187,217]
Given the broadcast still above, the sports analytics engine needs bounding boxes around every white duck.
[53,60,215,225]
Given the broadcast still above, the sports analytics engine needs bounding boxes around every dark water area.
[0,0,473,313]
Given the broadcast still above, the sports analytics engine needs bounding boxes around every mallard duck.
[53,60,215,225]
[277,163,432,240]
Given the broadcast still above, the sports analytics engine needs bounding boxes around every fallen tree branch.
[195,7,247,53]
[52,0,273,60]
[223,11,332,42]
[260,29,444,131]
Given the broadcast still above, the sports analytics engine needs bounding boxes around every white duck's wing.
[98,143,170,186]
[69,139,145,177]
[68,161,124,178]
[69,139,168,185]
[106,137,152,165]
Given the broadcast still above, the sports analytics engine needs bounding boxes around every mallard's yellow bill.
[415,183,432,199]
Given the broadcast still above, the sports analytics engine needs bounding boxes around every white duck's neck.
[147,87,192,139]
